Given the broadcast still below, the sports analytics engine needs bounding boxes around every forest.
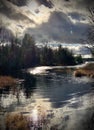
[0,32,83,74]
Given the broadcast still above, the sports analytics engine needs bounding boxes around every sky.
[0,0,94,42]
[1,0,94,57]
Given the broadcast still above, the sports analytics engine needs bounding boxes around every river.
[0,66,94,130]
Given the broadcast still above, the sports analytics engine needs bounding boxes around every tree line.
[0,33,83,74]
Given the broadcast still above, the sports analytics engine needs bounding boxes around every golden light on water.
[32,109,38,122]
[27,97,52,125]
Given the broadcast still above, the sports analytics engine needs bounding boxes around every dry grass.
[0,76,17,88]
[5,113,29,130]
[74,69,94,78]
[82,63,94,70]
[5,113,58,130]
[74,62,94,78]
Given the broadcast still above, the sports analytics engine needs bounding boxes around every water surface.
[0,67,94,130]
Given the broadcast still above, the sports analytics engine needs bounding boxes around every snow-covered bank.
[28,61,94,75]
[28,66,52,75]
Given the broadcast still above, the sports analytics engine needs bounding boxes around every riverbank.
[74,62,94,78]
[29,62,94,76]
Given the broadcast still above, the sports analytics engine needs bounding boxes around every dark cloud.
[4,0,53,8]
[26,11,89,43]
[2,0,94,8]
[53,0,94,11]
[70,0,94,7]
[81,0,94,6]
[7,0,26,6]
[0,0,92,43]
[68,12,86,21]
[0,0,35,24]
[36,0,53,8]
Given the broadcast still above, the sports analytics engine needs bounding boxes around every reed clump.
[5,113,29,130]
[74,62,94,78]
[74,69,94,78]
[0,76,17,88]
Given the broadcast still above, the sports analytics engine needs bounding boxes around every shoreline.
[73,62,94,78]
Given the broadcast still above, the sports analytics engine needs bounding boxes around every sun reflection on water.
[32,109,38,122]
